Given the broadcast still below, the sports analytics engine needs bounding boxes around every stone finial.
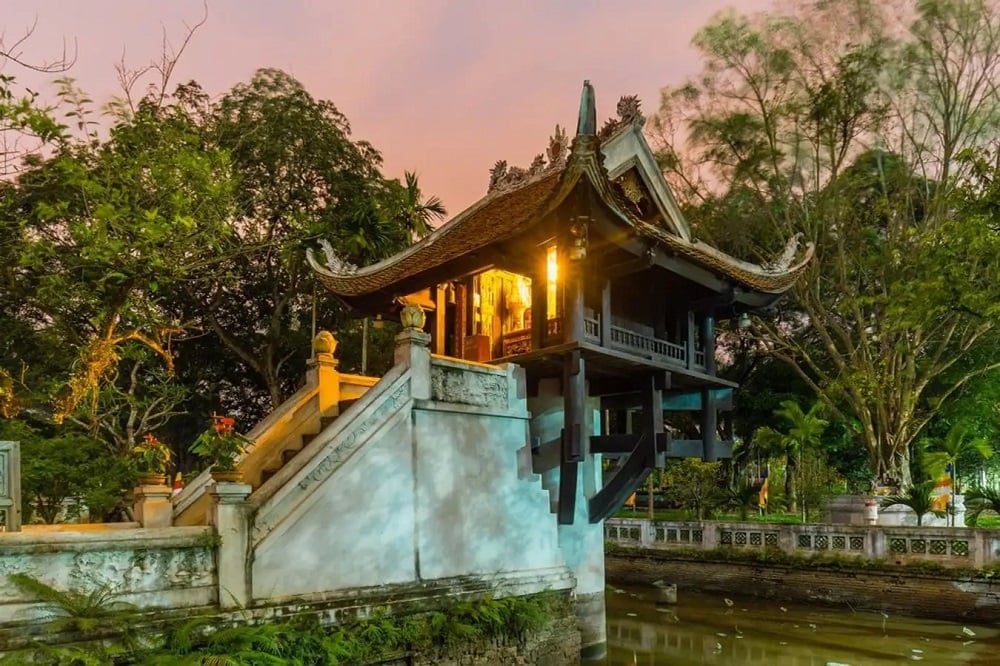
[400,303,426,330]
[313,330,338,356]
[576,80,597,136]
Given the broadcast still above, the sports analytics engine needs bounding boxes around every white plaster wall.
[251,417,417,600]
[413,408,562,580]
[0,527,215,625]
[528,380,606,597]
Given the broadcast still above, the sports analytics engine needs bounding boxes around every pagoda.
[309,82,812,526]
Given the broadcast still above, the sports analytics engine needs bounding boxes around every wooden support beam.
[563,350,585,463]
[701,313,716,375]
[701,387,718,461]
[587,438,653,523]
[454,282,467,358]
[686,310,696,370]
[591,432,669,456]
[564,256,585,343]
[434,285,446,355]
[557,458,578,525]
[600,278,611,348]
[531,268,547,351]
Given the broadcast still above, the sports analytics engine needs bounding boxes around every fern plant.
[880,480,945,526]
[965,486,1000,526]
[8,573,135,636]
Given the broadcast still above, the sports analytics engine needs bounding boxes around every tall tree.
[178,69,426,413]
[5,88,235,429]
[653,0,1000,485]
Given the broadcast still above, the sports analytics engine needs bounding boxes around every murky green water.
[604,584,998,665]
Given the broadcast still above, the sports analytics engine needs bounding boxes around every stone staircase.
[172,333,376,526]
[258,415,336,487]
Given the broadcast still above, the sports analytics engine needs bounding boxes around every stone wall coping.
[430,354,510,376]
[412,398,530,420]
[0,525,212,555]
[19,522,140,533]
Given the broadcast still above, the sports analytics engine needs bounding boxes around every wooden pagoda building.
[309,82,812,525]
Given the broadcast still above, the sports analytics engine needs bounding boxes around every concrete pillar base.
[575,590,607,661]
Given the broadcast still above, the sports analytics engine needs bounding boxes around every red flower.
[212,415,236,434]
[143,432,160,446]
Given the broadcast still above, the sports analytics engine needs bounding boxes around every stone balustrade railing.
[606,518,1000,568]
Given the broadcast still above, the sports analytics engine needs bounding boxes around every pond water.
[604,584,999,665]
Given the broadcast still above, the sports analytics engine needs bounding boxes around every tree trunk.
[647,475,655,520]
[785,460,797,513]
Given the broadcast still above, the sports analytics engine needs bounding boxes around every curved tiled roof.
[310,137,813,298]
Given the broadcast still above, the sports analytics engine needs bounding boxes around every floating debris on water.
[780,607,788,612]
[716,632,727,637]
[626,612,637,617]
[962,627,976,637]
[724,598,734,607]
[962,640,975,647]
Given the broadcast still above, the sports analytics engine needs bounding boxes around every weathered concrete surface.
[251,353,572,604]
[529,378,606,659]
[607,549,1000,622]
[0,526,216,626]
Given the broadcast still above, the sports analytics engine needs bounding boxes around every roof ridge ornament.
[306,239,358,276]
[486,124,568,194]
[598,95,645,140]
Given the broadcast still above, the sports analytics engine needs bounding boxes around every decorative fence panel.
[0,441,20,532]
[606,518,1000,568]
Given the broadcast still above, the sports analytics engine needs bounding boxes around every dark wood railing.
[498,315,707,371]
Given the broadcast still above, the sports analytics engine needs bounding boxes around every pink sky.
[6,0,769,213]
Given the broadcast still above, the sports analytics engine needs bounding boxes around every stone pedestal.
[209,482,252,608]
[133,484,173,528]
[826,494,966,527]
[395,326,431,400]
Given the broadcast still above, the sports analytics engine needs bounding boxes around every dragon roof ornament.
[306,239,358,277]
[598,95,645,140]
[487,125,569,194]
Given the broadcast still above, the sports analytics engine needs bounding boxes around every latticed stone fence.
[606,518,1000,568]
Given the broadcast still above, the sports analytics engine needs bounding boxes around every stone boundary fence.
[606,518,1000,568]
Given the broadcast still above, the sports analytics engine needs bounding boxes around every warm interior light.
[372,314,384,329]
[546,245,558,317]
[546,246,558,283]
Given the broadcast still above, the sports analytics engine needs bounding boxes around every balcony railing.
[499,315,707,372]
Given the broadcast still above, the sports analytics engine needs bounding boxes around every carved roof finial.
[576,80,596,136]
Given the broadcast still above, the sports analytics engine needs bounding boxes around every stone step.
[281,447,302,465]
[320,415,337,429]
[301,431,319,447]
[260,468,278,485]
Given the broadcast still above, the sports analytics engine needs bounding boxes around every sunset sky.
[6,0,769,213]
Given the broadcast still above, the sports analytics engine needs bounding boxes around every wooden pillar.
[433,285,447,355]
[701,312,716,374]
[559,350,585,524]
[454,282,467,358]
[685,311,696,369]
[701,388,717,461]
[652,281,667,341]
[531,268,547,350]
[564,254,585,343]
[600,278,611,347]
